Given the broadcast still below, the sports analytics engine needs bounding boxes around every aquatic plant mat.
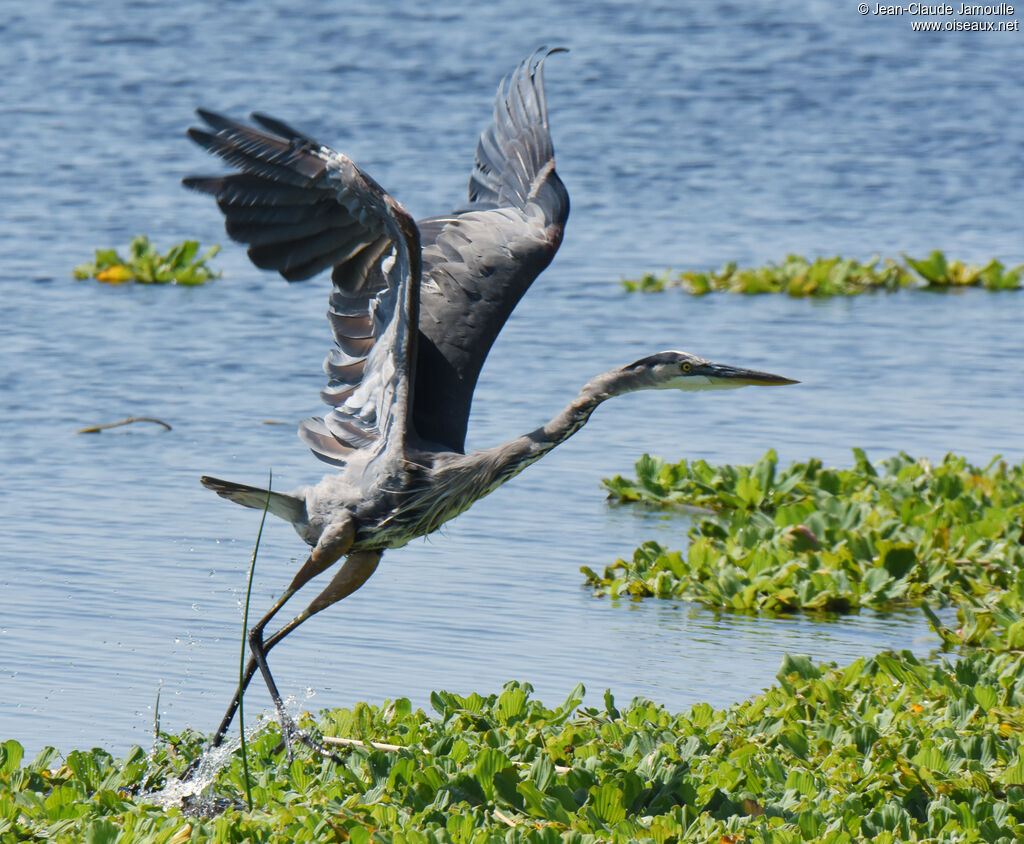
[73,235,220,285]
[2,647,1023,842]
[595,450,1024,617]
[3,451,1023,841]
[622,252,1023,294]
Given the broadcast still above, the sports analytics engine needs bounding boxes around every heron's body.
[271,441,541,552]
[185,49,797,758]
[211,370,609,551]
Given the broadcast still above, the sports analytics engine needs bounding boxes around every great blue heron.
[185,48,796,756]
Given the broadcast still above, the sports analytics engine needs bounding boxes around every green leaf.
[473,747,511,801]
[517,780,572,824]
[1003,752,1024,787]
[497,686,526,723]
[429,690,449,717]
[590,780,626,824]
[94,248,122,269]
[881,546,916,579]
[902,250,949,284]
[0,740,23,775]
[778,654,821,681]
[83,819,119,844]
[166,239,199,268]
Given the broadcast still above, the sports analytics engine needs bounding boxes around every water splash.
[145,737,242,812]
[142,691,318,813]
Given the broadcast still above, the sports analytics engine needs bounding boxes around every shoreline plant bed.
[622,252,1023,295]
[73,235,221,285]
[3,635,1024,842]
[589,450,1024,613]
[4,462,1024,840]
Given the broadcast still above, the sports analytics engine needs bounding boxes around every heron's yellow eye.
[682,362,692,372]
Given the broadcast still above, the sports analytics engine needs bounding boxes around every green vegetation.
[592,450,1024,613]
[622,252,1023,295]
[73,236,220,285]
[4,450,1023,840]
[3,646,1024,842]
[902,252,1023,290]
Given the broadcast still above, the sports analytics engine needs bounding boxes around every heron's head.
[620,351,798,393]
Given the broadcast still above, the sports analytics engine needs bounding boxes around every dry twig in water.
[77,416,172,433]
[322,735,571,774]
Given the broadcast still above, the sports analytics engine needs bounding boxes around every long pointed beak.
[702,363,799,386]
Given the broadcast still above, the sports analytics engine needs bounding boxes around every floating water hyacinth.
[593,450,1024,613]
[73,235,221,286]
[3,652,1024,841]
[3,451,1023,838]
[623,252,1023,295]
[901,250,1024,290]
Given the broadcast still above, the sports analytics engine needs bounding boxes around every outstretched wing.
[184,112,420,470]
[413,48,570,453]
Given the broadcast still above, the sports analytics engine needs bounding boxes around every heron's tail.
[200,476,307,524]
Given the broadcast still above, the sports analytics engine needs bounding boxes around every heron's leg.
[204,580,356,751]
[250,548,382,760]
[203,587,295,754]
[189,520,357,772]
[207,596,332,751]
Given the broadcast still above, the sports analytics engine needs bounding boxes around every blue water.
[1,1,1022,757]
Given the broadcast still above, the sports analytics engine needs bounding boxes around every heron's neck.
[531,368,625,449]
[475,368,632,487]
[416,369,634,533]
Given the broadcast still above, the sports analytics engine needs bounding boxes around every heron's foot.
[179,754,201,782]
[271,708,343,765]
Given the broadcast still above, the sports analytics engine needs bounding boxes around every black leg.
[247,550,381,760]
[180,520,359,779]
[206,593,292,751]
[178,585,301,779]
[247,617,344,763]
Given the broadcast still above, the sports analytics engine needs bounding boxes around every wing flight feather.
[413,48,570,452]
[185,48,570,468]
[185,113,420,470]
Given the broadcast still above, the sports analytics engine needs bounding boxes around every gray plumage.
[183,48,796,760]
